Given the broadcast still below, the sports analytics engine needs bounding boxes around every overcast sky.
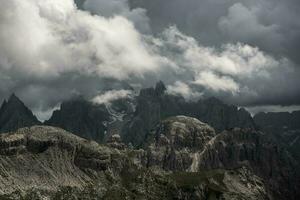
[0,0,299,120]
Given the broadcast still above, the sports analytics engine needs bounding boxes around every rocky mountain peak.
[8,93,20,102]
[123,82,256,147]
[45,97,110,143]
[154,116,216,151]
[155,81,166,96]
[144,116,216,171]
[0,94,40,133]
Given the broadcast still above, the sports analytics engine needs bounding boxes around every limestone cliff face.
[143,116,300,200]
[0,125,271,200]
[144,116,216,171]
[198,128,299,200]
[0,126,113,193]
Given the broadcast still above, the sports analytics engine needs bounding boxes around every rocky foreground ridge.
[0,116,298,200]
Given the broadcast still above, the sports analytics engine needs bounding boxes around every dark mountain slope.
[122,82,256,147]
[254,111,300,161]
[1,82,255,147]
[254,111,300,130]
[45,96,110,143]
[0,94,40,133]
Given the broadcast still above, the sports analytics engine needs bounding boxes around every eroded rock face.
[143,116,300,200]
[198,128,300,200]
[0,125,272,200]
[0,126,129,195]
[106,133,126,150]
[144,116,216,171]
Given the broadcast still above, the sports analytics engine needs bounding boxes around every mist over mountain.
[122,82,256,147]
[0,82,252,145]
[0,0,300,199]
[0,94,40,133]
[0,87,299,199]
[45,96,110,142]
[0,0,300,117]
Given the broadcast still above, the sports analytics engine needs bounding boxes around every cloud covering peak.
[0,0,299,120]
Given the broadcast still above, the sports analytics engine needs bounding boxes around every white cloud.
[193,71,239,93]
[148,26,300,106]
[167,81,202,100]
[0,0,299,111]
[156,27,295,97]
[92,90,133,105]
[160,26,280,78]
[34,105,60,122]
[0,0,161,80]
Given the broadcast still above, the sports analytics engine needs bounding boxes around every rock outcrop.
[143,116,300,200]
[0,94,40,133]
[144,116,216,171]
[0,91,297,199]
[0,125,272,200]
[198,128,299,200]
[0,126,138,198]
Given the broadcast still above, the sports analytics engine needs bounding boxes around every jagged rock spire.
[155,81,166,96]
[0,94,40,133]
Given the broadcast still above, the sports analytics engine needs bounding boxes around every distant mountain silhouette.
[0,94,40,133]
[45,96,110,142]
[122,82,256,147]
[0,91,299,199]
[0,83,257,146]
[254,111,300,130]
[254,111,300,161]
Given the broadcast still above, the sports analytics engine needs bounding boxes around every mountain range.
[0,82,258,145]
[0,82,299,199]
[0,94,40,133]
[0,117,299,199]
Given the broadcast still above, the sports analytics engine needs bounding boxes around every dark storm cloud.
[128,0,300,106]
[129,0,300,64]
[0,0,300,120]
